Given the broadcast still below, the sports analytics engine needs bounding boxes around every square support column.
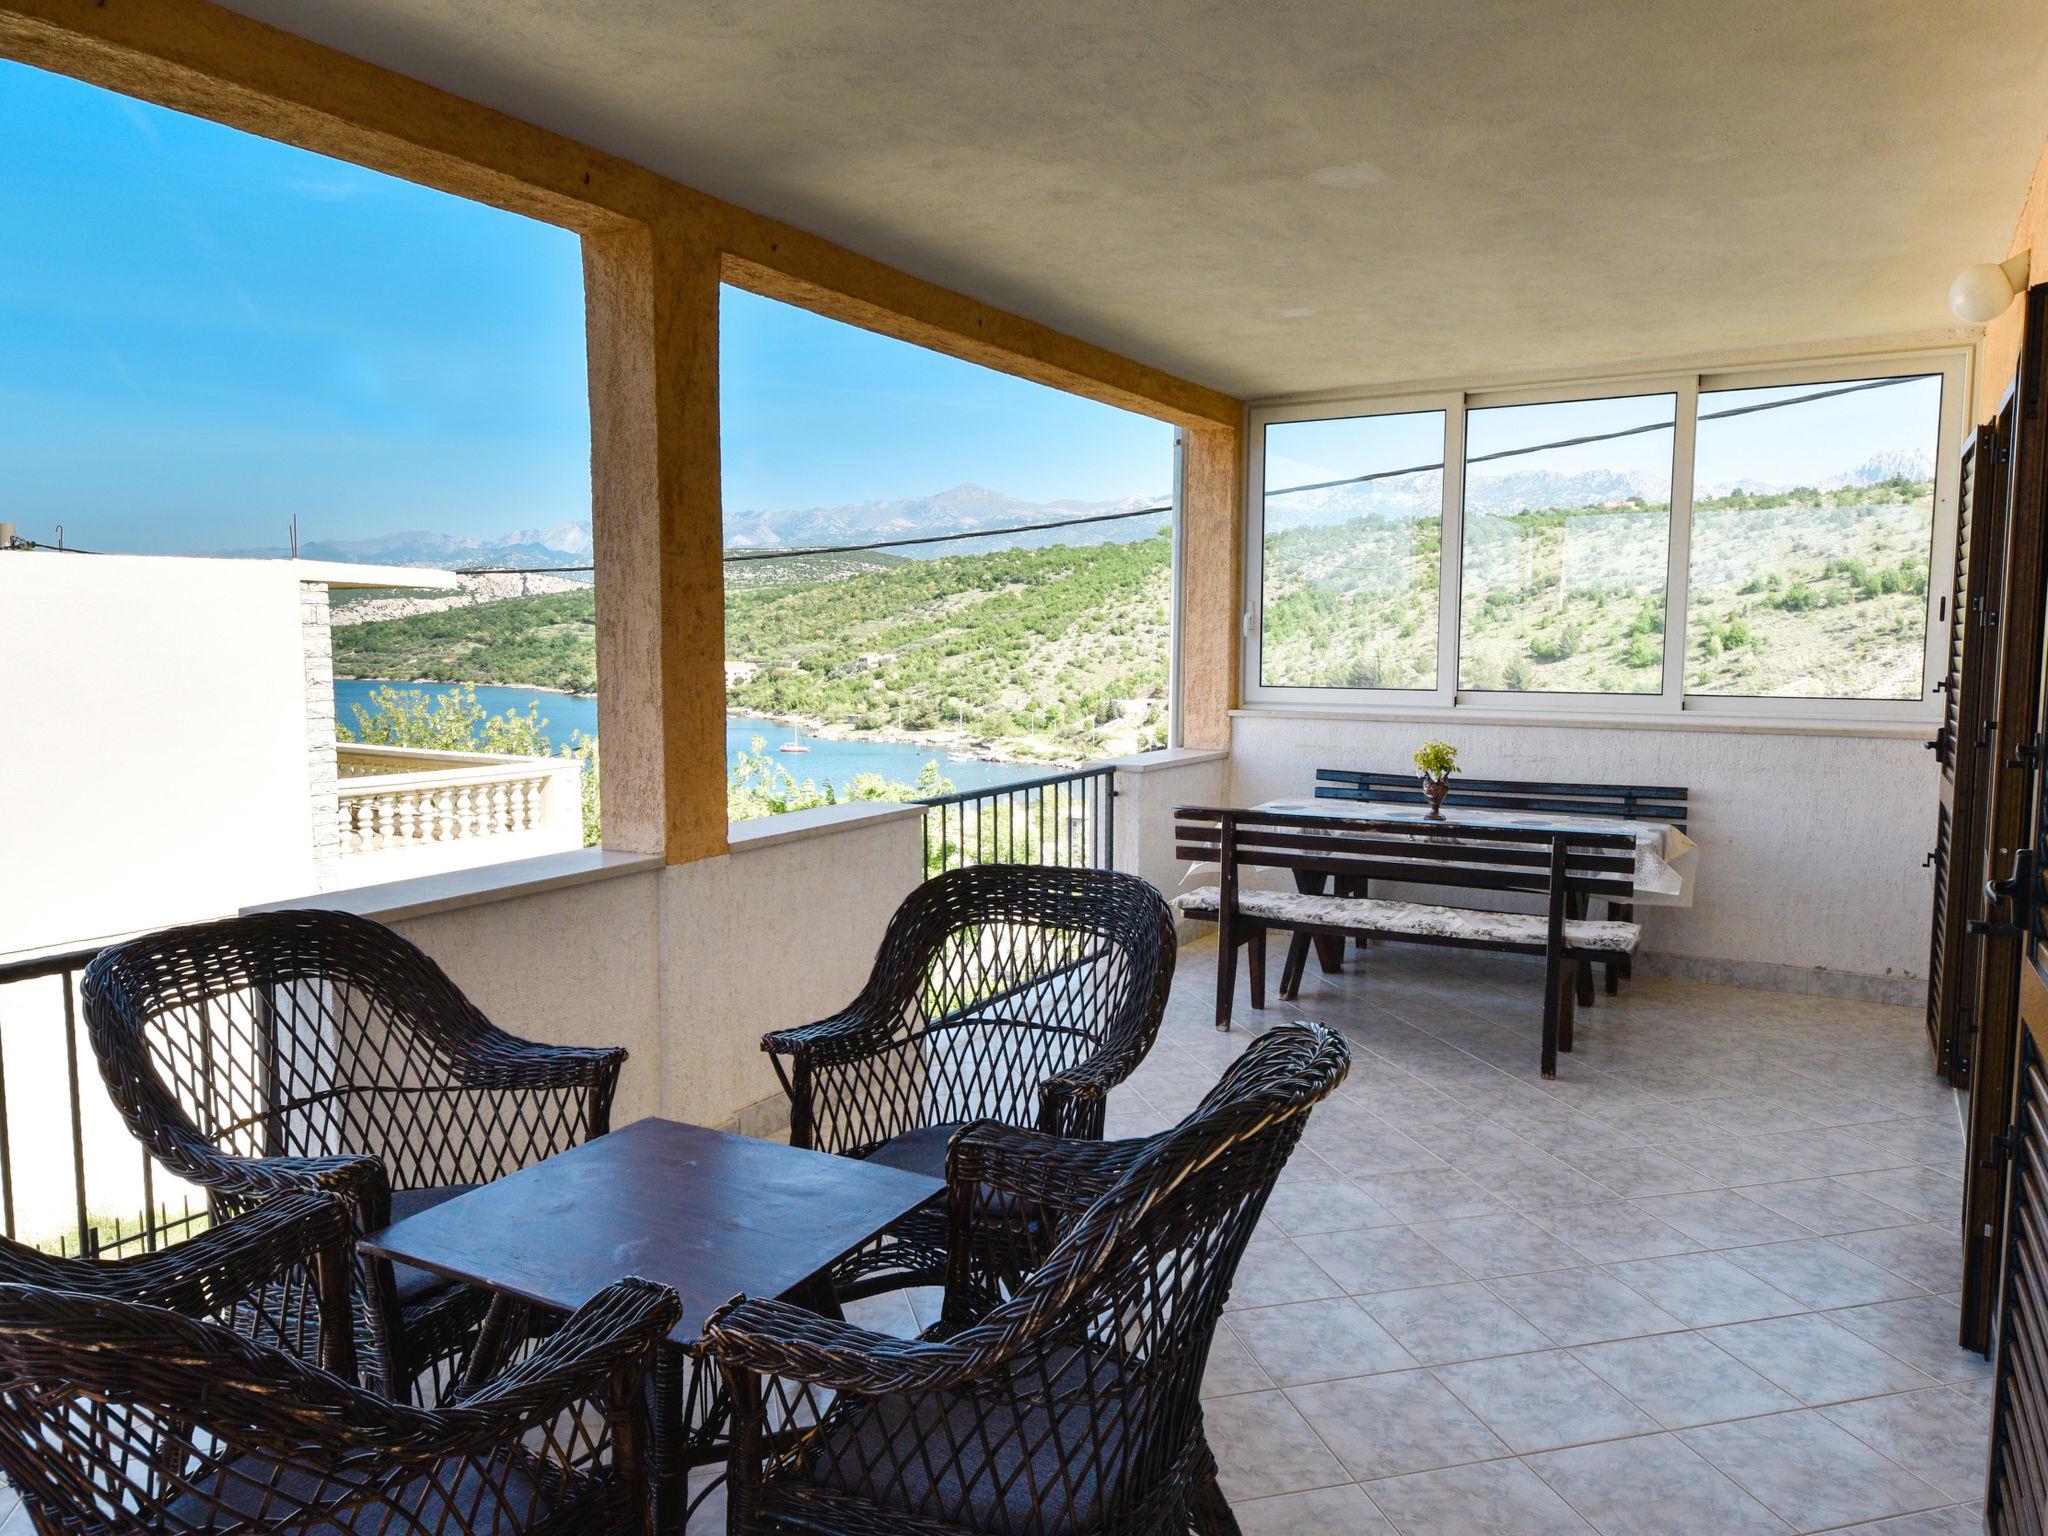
[1177,421,1245,751]
[585,219,729,863]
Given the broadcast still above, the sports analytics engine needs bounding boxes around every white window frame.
[1241,347,1969,730]
[1243,391,1464,709]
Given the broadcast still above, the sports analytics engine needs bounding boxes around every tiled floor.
[0,937,1984,1536]
[1124,937,1987,1535]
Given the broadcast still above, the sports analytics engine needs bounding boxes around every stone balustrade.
[334,745,584,873]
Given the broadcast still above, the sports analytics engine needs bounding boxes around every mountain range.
[228,446,1932,569]
[222,484,1169,569]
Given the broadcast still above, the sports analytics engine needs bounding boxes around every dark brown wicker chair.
[80,908,627,1400]
[708,1020,1350,1536]
[0,1190,679,1536]
[762,864,1177,1303]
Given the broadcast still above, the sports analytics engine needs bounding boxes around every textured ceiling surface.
[216,0,2048,399]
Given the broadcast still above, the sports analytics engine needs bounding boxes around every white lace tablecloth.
[1240,798,1699,905]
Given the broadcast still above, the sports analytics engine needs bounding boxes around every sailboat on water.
[777,722,812,754]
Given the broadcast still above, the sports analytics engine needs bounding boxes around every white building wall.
[1225,712,1937,1002]
[0,552,324,955]
[302,582,342,888]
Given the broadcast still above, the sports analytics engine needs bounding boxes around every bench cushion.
[1174,885,1640,955]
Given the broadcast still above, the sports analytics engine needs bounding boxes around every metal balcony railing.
[918,764,1115,877]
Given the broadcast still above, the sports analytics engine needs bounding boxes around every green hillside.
[333,534,1173,759]
[1261,479,1933,699]
[333,481,1935,759]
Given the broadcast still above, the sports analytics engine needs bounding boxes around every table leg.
[456,1292,524,1399]
[1606,901,1634,994]
[653,1343,737,1534]
[1294,870,1344,975]
[1566,892,1595,1009]
[1280,933,1310,1000]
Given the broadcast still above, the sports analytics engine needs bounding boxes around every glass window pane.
[1458,394,1675,694]
[1686,375,1941,701]
[1260,411,1444,690]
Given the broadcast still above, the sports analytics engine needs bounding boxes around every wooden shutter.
[1929,420,2011,1084]
[1967,282,2048,1355]
[1990,981,2048,1533]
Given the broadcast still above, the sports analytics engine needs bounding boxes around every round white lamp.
[1950,252,2033,324]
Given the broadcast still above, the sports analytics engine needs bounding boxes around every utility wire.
[1263,376,1923,499]
[613,375,1936,569]
[11,375,1928,571]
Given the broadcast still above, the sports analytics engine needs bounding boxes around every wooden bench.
[1313,771,1689,997]
[1174,805,1641,1077]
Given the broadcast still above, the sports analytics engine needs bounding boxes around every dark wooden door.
[1965,283,2048,1357]
[1988,966,2048,1533]
[1929,418,2012,1084]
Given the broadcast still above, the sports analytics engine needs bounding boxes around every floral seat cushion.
[1173,886,1640,954]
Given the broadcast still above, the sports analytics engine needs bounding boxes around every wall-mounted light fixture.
[1949,252,2032,324]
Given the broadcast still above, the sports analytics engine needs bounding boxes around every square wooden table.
[362,1117,946,1532]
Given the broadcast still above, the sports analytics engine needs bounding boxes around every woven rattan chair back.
[0,1281,668,1536]
[0,1190,676,1536]
[719,1021,1350,1535]
[83,910,619,1197]
[794,865,1176,1152]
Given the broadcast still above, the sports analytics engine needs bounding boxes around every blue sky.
[0,61,1171,556]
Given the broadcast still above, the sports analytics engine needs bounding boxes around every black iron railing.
[919,764,1116,877]
[0,946,205,1257]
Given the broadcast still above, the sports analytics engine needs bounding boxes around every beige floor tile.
[1229,1296,1418,1386]
[1298,1225,1472,1294]
[1286,1369,1511,1481]
[1825,1294,1993,1386]
[1482,1265,1686,1347]
[1204,1389,1351,1502]
[1571,1329,1799,1429]
[1821,1387,1993,1502]
[1431,1349,1660,1453]
[1527,1432,1792,1536]
[1601,1252,1809,1327]
[1365,1457,1596,1535]
[1359,1280,1556,1365]
[1705,1313,1941,1406]
[1233,1483,1396,1536]
[1680,1409,1948,1530]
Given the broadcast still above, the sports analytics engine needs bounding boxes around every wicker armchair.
[762,864,1176,1302]
[708,1020,1350,1536]
[0,1191,679,1536]
[81,908,627,1400]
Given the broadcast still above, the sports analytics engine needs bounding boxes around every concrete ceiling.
[217,0,2048,401]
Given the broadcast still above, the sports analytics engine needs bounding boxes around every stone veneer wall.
[300,583,341,888]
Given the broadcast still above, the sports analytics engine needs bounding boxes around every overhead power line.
[1263,376,1923,499]
[8,375,1928,572]
[455,374,1929,573]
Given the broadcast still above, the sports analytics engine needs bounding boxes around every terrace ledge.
[245,847,665,926]
[247,800,937,925]
[1097,747,1230,773]
[1231,704,1934,741]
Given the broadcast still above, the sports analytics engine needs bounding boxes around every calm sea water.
[332,679,1043,794]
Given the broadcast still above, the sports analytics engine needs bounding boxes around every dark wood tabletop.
[361,1117,946,1346]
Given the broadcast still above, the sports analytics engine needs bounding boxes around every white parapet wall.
[1222,711,1937,1004]
[264,801,928,1131]
[1103,747,1232,928]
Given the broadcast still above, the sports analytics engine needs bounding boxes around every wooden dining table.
[1209,796,1698,1002]
[361,1117,945,1533]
